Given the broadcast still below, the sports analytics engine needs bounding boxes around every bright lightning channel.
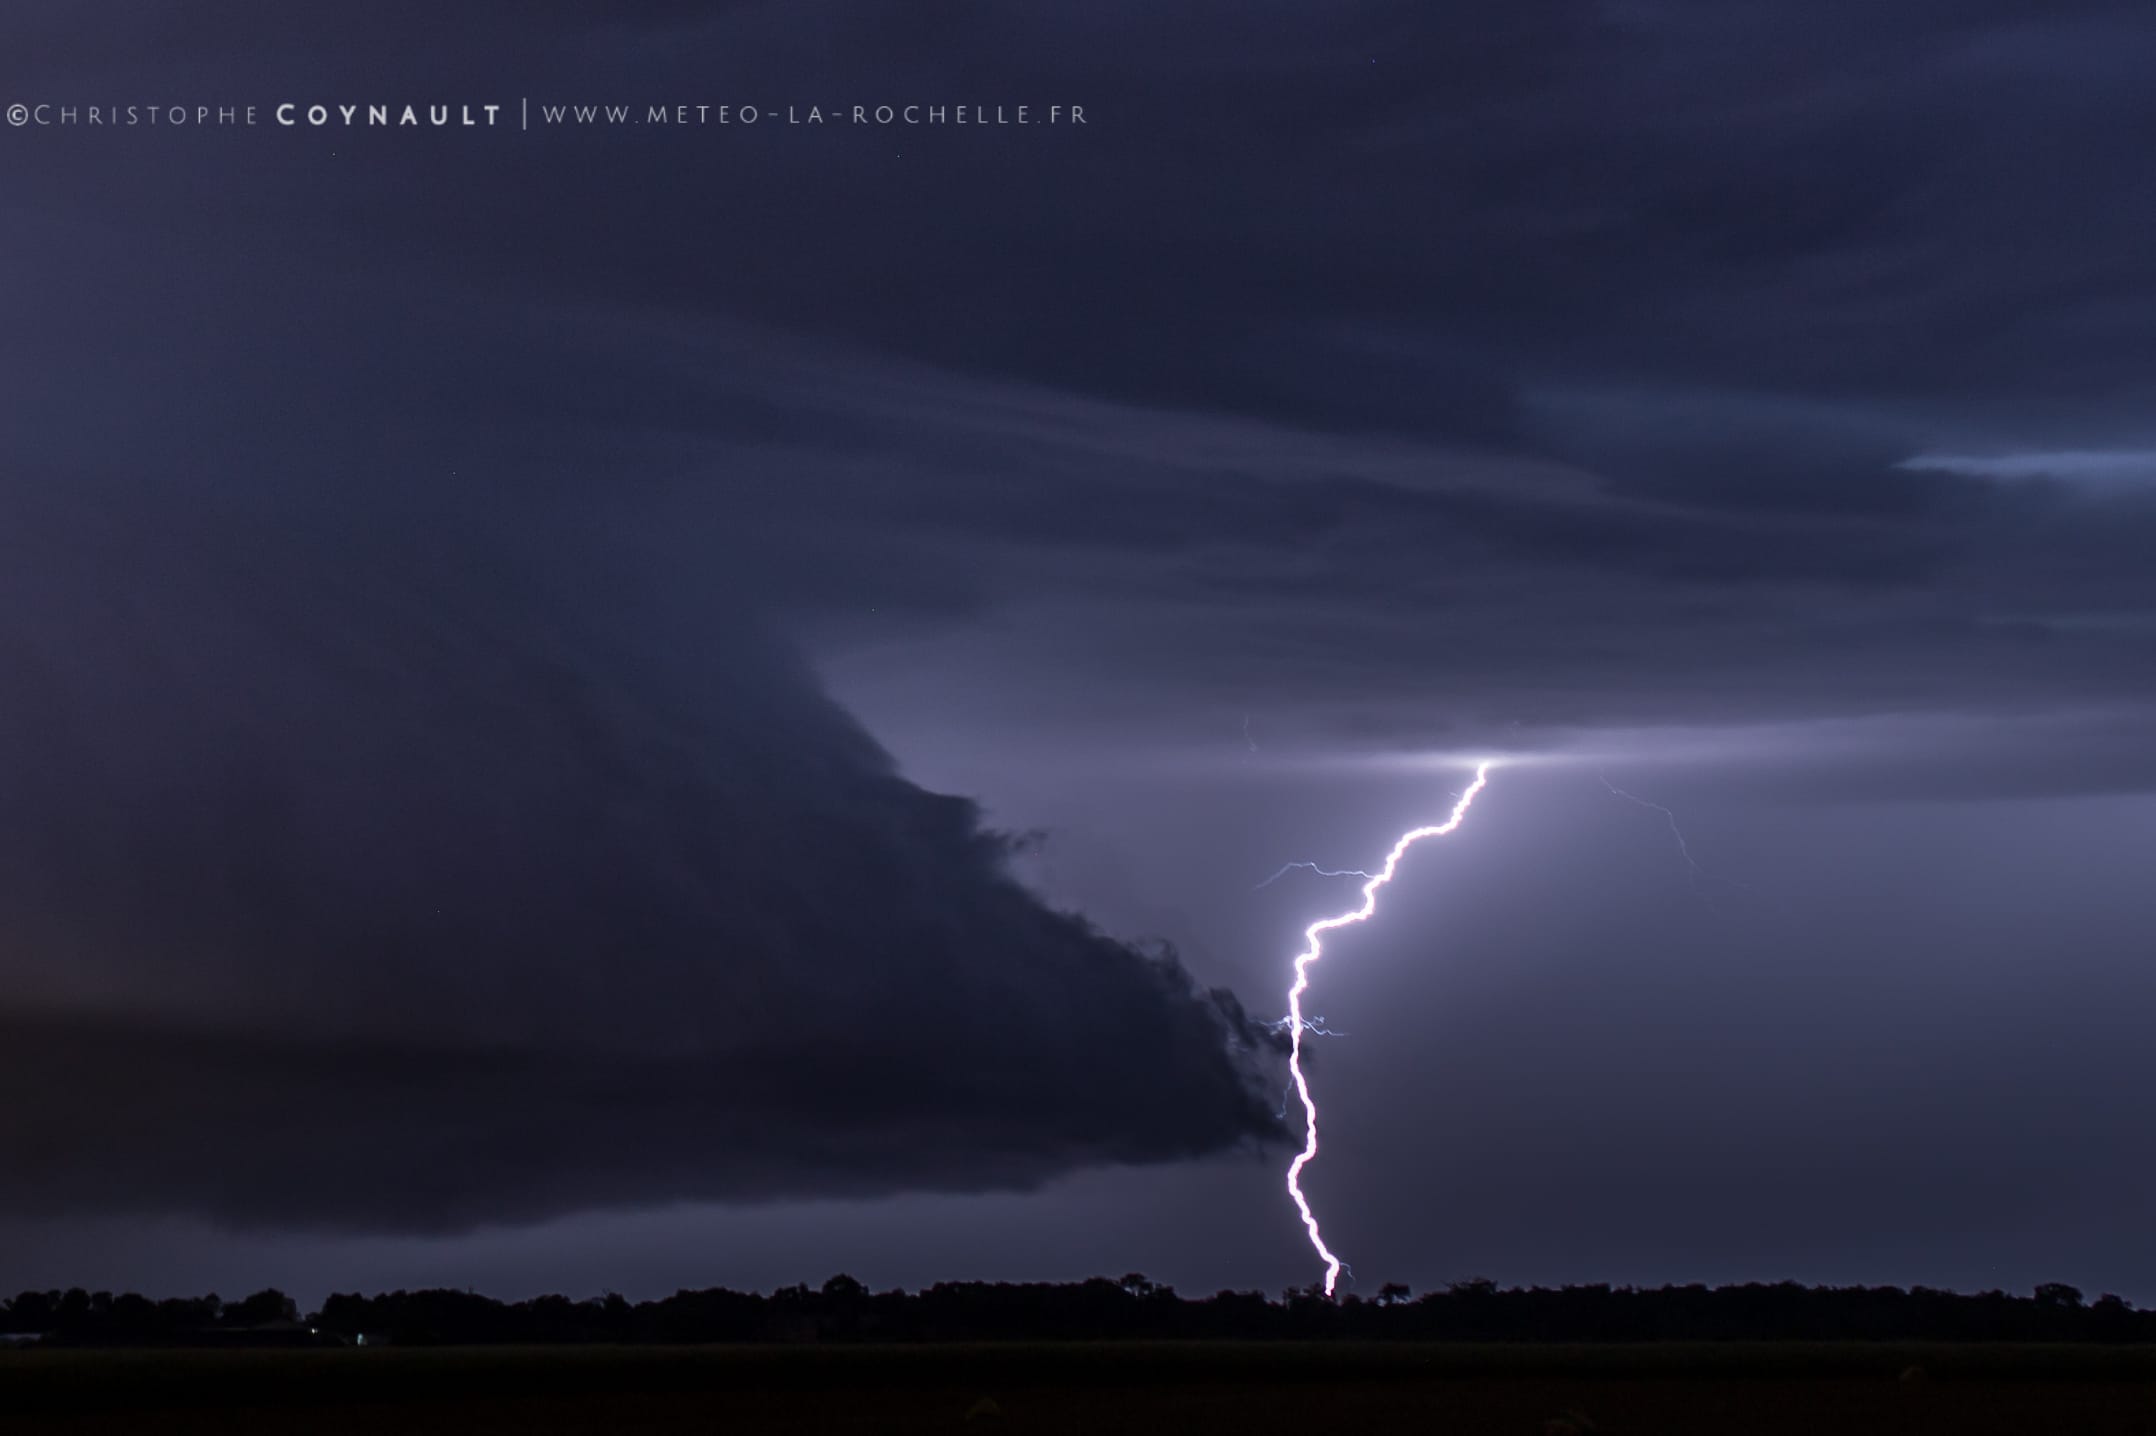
[1283,760,1493,1296]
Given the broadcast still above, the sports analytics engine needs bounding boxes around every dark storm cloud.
[0,465,1279,1229]
[1,983,1271,1232]
[11,0,2156,1244]
[18,0,2156,421]
[19,0,2127,771]
[601,334,2156,754]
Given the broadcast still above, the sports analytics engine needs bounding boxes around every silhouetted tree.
[225,1289,300,1326]
[11,1275,2156,1346]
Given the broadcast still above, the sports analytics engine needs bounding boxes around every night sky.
[5,3,2156,1306]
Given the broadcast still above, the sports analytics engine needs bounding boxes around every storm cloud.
[10,0,2156,771]
[0,469,1279,1229]
[9,0,2156,1297]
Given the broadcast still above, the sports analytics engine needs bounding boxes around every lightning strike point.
[1282,760,1493,1295]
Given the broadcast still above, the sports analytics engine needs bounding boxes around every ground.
[5,1342,2156,1434]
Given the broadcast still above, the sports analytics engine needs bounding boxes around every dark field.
[5,1343,2156,1434]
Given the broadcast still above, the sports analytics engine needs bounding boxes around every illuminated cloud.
[1898,451,2156,486]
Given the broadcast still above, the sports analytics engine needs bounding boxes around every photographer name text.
[5,99,1087,130]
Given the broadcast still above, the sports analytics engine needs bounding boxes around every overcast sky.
[4,1,2155,1307]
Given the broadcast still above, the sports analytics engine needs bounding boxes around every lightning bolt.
[1600,773,1703,879]
[1283,760,1493,1296]
[1599,773,1753,901]
[1267,1015,1348,1037]
[1254,861,1378,891]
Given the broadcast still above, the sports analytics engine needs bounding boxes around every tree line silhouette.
[4,1277,2151,1346]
